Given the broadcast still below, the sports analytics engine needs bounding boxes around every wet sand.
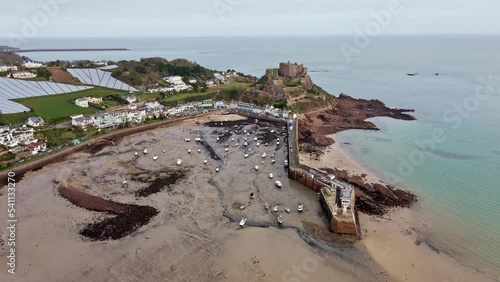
[300,133,497,282]
[0,114,383,282]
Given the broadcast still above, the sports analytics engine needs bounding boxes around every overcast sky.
[1,0,499,38]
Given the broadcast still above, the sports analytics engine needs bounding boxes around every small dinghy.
[195,138,201,142]
[244,142,248,146]
[134,152,138,156]
[265,143,269,146]
[244,137,247,141]
[254,137,258,141]
[240,204,246,210]
[284,207,291,213]
[255,165,259,171]
[271,159,276,164]
[143,149,148,154]
[216,167,220,172]
[217,137,220,141]
[225,148,229,152]
[244,154,249,158]
[204,160,208,164]
[162,150,166,153]
[232,138,235,141]
[250,192,255,199]
[262,153,267,158]
[275,181,283,188]
[261,161,264,164]
[235,143,239,147]
[122,180,128,185]
[271,130,275,133]
[272,205,279,212]
[152,155,158,160]
[177,159,182,166]
[256,143,260,147]
[298,203,304,212]
[198,149,201,153]
[277,215,284,225]
[239,218,247,227]
[187,149,192,154]
[184,138,190,142]
[269,173,274,179]
[264,203,270,210]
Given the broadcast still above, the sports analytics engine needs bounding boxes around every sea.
[5,35,500,278]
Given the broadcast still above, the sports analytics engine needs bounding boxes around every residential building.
[75,98,89,108]
[26,141,47,155]
[10,71,37,79]
[25,116,45,127]
[124,96,137,104]
[86,97,103,104]
[0,66,18,72]
[23,61,44,68]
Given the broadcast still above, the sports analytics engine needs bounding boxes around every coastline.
[299,133,497,282]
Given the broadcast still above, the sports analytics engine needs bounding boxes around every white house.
[26,141,47,155]
[0,66,18,72]
[144,100,161,109]
[124,96,137,104]
[214,101,227,109]
[75,98,89,108]
[23,61,43,68]
[10,71,36,79]
[214,73,225,82]
[164,76,193,92]
[25,116,45,127]
[128,104,138,110]
[86,97,103,104]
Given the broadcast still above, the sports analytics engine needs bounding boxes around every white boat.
[277,142,280,146]
[185,138,190,142]
[162,150,166,153]
[264,203,270,210]
[217,137,220,141]
[177,159,182,166]
[152,155,158,160]
[256,143,260,147]
[187,149,192,154]
[254,137,258,141]
[232,138,235,141]
[255,165,259,171]
[269,173,274,179]
[272,205,279,212]
[239,218,247,226]
[261,161,264,164]
[195,138,201,142]
[244,137,247,141]
[244,154,249,158]
[143,149,148,154]
[216,167,220,172]
[244,142,248,146]
[198,149,201,153]
[247,133,250,136]
[134,152,138,156]
[262,153,267,158]
[240,204,246,210]
[122,180,128,185]
[271,159,276,163]
[235,143,239,147]
[250,192,255,199]
[275,181,283,188]
[298,203,304,212]
[284,207,291,213]
[204,160,208,164]
[265,143,269,146]
[277,215,284,225]
[225,148,229,152]
[271,130,275,133]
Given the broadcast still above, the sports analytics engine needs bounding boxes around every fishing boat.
[143,149,148,154]
[275,181,283,188]
[255,165,259,171]
[298,203,304,212]
[272,205,279,212]
[262,153,267,158]
[284,207,291,213]
[264,203,270,210]
[250,192,255,199]
[239,218,247,227]
[152,155,158,160]
[277,215,284,225]
[269,173,274,179]
[240,204,246,210]
[177,159,182,166]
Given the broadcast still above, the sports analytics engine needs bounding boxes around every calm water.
[5,35,500,278]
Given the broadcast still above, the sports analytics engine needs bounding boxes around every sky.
[1,0,499,38]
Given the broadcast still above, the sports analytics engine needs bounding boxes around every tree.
[135,65,147,74]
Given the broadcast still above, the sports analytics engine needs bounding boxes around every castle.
[278,61,308,78]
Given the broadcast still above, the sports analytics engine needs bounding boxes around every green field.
[0,87,129,124]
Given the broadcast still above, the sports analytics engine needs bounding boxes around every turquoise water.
[4,35,500,277]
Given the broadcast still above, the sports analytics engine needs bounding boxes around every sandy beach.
[0,114,381,282]
[300,133,497,282]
